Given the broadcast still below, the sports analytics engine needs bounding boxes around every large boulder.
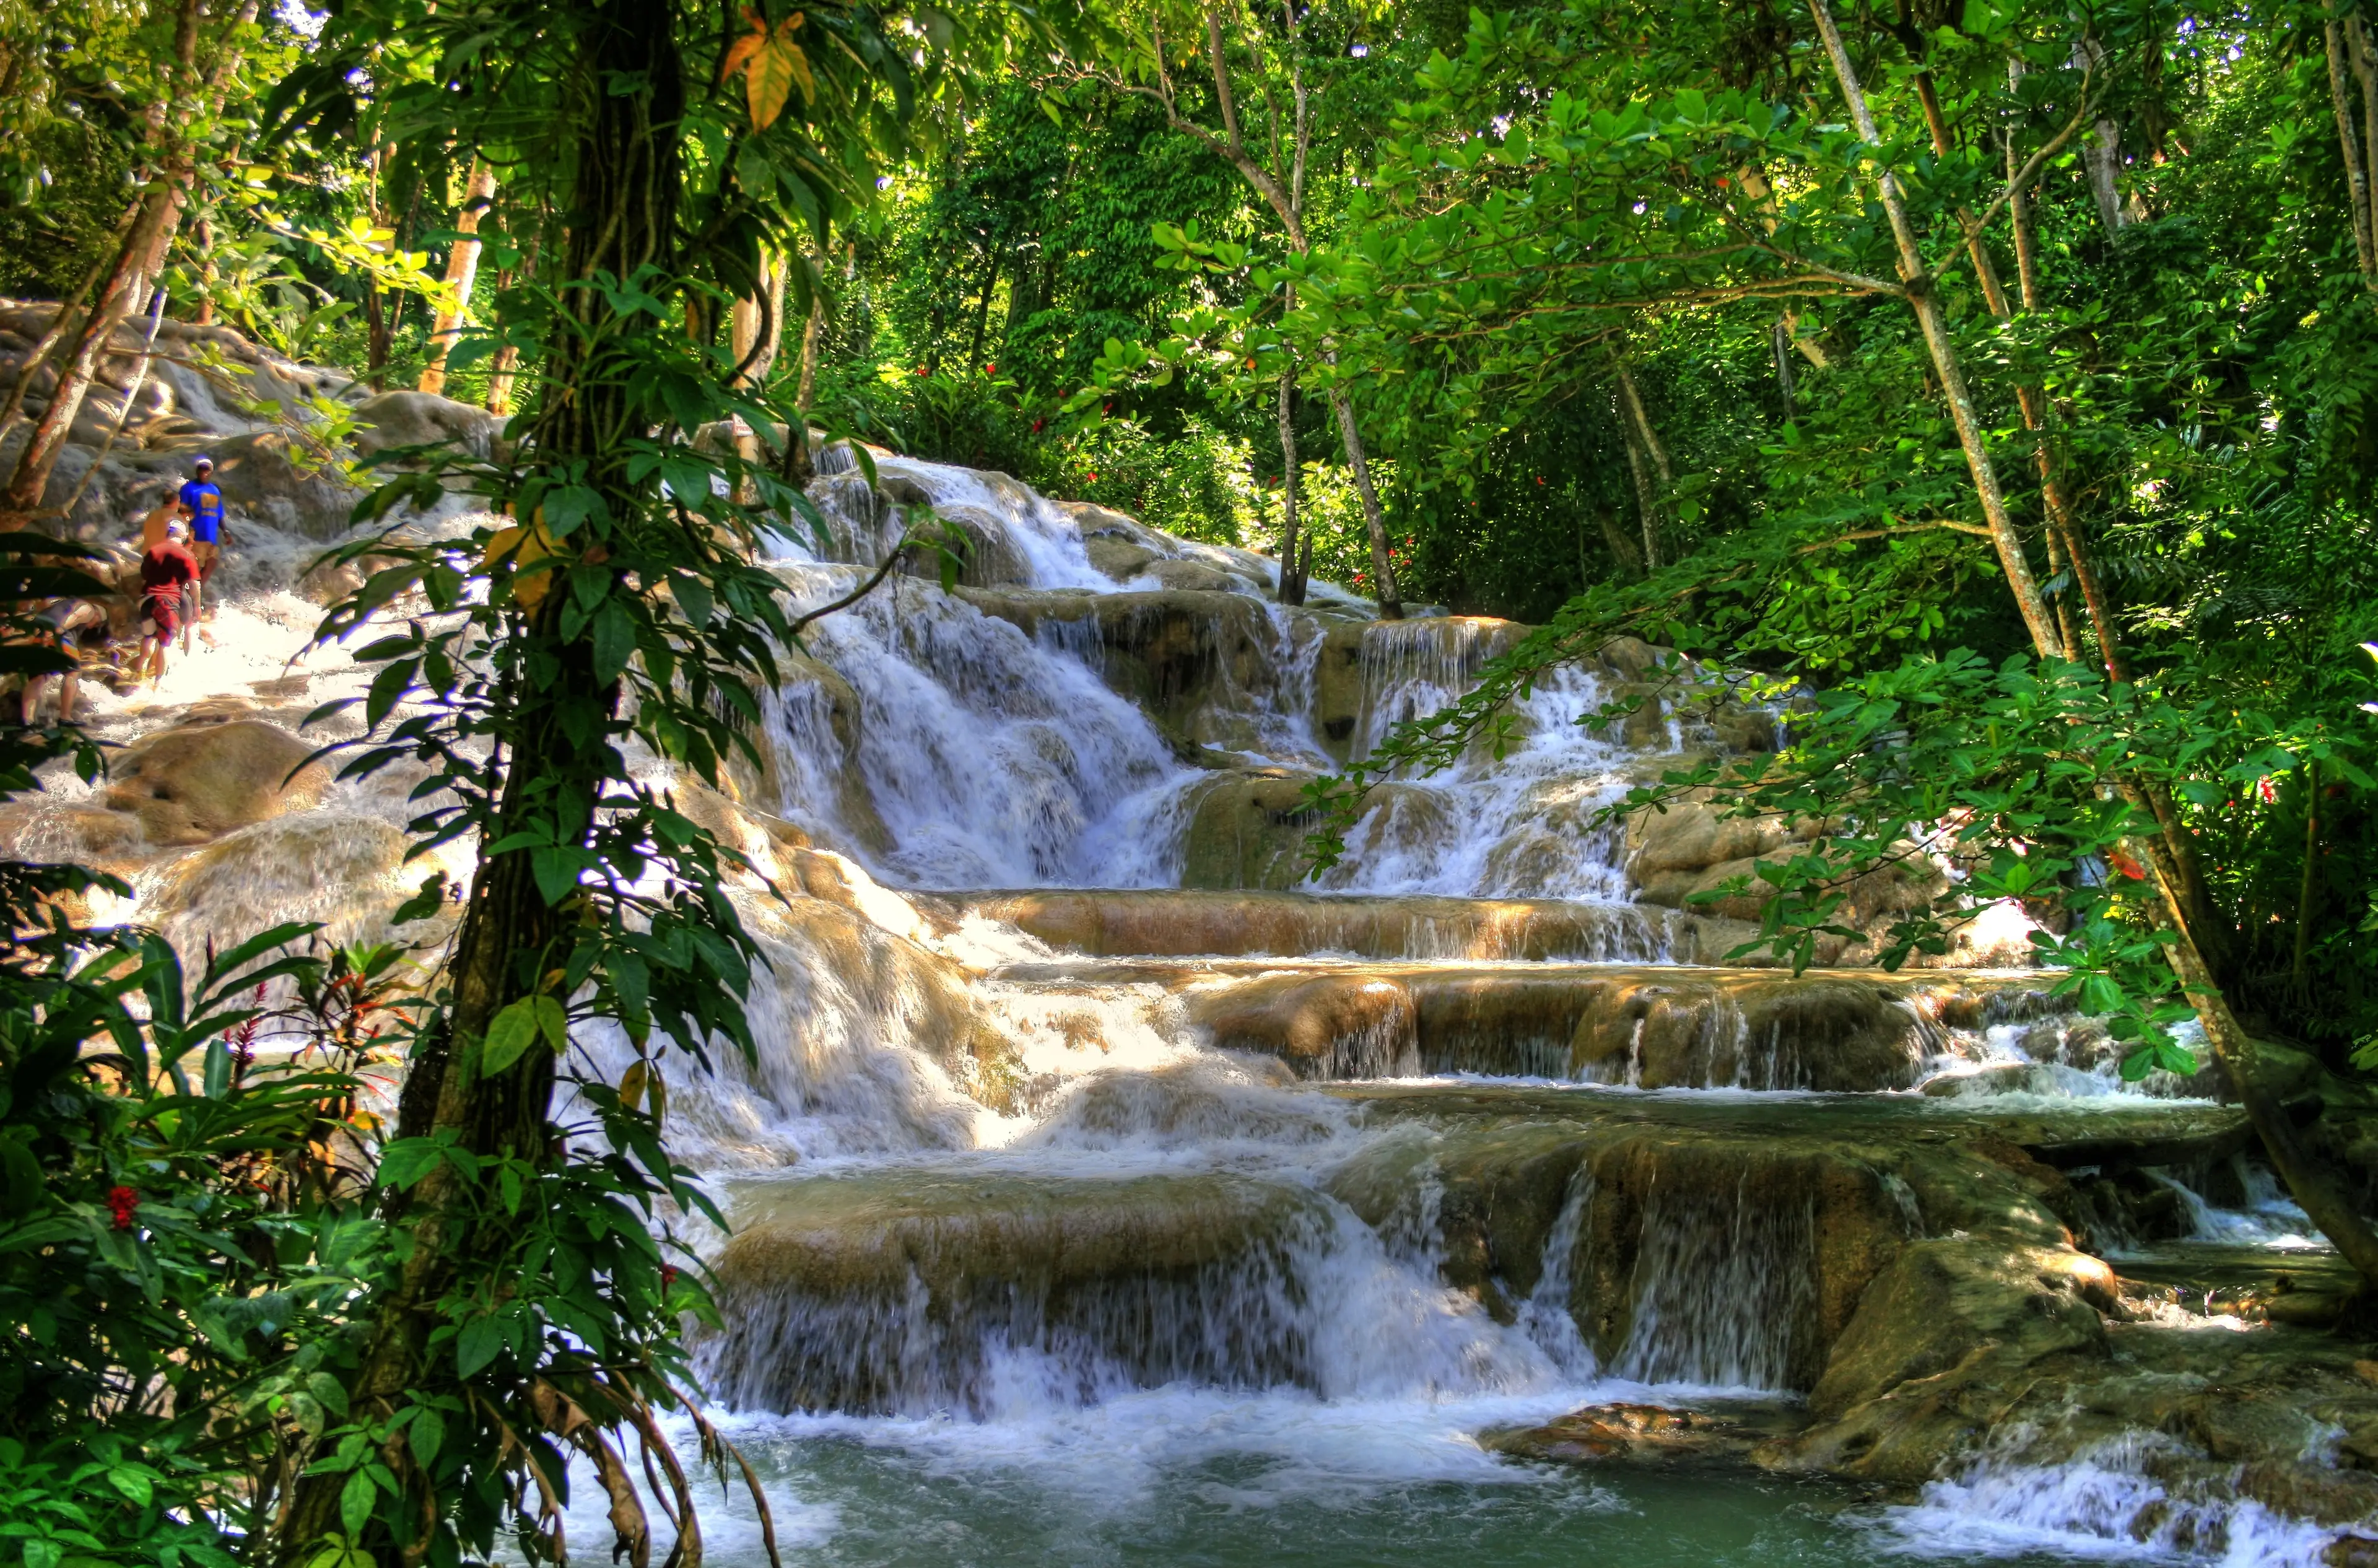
[1175,769,1450,891]
[349,389,502,460]
[102,719,330,847]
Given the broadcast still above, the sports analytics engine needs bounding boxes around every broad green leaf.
[481,999,544,1076]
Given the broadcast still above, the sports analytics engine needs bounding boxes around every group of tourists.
[11,456,227,726]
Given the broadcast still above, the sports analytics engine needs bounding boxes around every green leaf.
[592,599,636,683]
[453,1315,504,1379]
[533,994,568,1053]
[408,1406,445,1469]
[339,1471,376,1539]
[481,999,546,1076]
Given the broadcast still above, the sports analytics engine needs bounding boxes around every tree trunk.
[1275,364,1304,606]
[418,161,498,396]
[965,246,999,373]
[2075,35,2131,238]
[274,0,682,1554]
[484,269,520,416]
[1327,383,1401,617]
[1612,358,1668,570]
[2328,15,2377,287]
[1809,0,2065,661]
[193,216,217,326]
[764,246,788,385]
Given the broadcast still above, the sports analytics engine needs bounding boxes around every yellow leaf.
[482,512,560,612]
[619,1060,648,1112]
[746,28,812,129]
[718,25,765,84]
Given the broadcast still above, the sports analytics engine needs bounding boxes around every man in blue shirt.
[175,456,224,650]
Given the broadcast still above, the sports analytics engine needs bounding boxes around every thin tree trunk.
[486,231,539,417]
[1810,0,2065,660]
[2294,760,2320,987]
[1275,362,1304,606]
[484,272,519,416]
[2328,16,2377,286]
[1597,505,1645,580]
[193,216,217,326]
[2348,19,2378,290]
[418,161,497,396]
[764,246,788,385]
[1328,384,1401,616]
[1612,357,1668,569]
[1139,5,1402,616]
[1770,316,1797,403]
[2076,36,2130,238]
[965,246,998,372]
[794,286,822,414]
[1618,396,1663,573]
[54,278,165,524]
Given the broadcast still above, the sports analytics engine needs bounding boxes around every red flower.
[1031,418,1045,433]
[983,364,996,376]
[2107,851,2148,882]
[1086,471,1099,482]
[107,1186,139,1230]
[660,1265,681,1291]
[915,366,930,377]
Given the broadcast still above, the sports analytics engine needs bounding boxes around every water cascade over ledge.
[12,433,2376,1568]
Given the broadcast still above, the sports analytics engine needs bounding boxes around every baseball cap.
[165,517,189,539]
[194,455,214,470]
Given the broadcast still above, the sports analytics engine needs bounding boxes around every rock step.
[691,1093,2252,1436]
[941,887,1769,964]
[993,957,2074,1093]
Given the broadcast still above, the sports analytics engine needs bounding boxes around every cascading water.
[21,442,2353,1568]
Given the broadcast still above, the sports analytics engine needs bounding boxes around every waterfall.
[19,442,2340,1568]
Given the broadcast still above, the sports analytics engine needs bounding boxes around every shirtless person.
[138,518,200,684]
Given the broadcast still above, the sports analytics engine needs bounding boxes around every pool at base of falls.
[533,1388,2335,1568]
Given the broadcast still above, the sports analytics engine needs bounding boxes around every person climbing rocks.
[15,594,110,726]
[138,517,199,684]
[176,455,225,650]
[139,495,179,552]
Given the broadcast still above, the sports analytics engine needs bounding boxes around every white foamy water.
[1873,1435,2342,1566]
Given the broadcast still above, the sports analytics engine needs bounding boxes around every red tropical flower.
[107,1186,140,1230]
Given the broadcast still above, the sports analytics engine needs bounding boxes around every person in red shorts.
[139,518,199,684]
